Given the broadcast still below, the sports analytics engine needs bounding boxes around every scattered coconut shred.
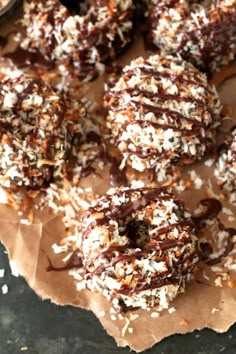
[0,252,21,296]
[1,284,8,295]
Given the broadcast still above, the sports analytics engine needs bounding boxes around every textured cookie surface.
[105,55,223,179]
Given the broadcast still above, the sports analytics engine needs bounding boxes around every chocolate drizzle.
[0,36,7,49]
[205,221,236,266]
[109,161,128,188]
[70,131,127,187]
[60,0,81,13]
[85,187,170,229]
[99,145,128,187]
[4,47,54,70]
[192,198,222,228]
[194,198,236,265]
[118,278,177,295]
[47,251,83,272]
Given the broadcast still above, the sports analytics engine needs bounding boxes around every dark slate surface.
[0,244,236,354]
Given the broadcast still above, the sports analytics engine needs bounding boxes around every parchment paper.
[1,11,236,352]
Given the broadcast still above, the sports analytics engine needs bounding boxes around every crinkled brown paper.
[1,14,236,352]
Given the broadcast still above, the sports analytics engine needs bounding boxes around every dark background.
[0,244,236,354]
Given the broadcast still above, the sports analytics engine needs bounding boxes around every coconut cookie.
[69,187,198,312]
[147,0,236,73]
[0,75,69,189]
[22,0,134,81]
[104,55,223,180]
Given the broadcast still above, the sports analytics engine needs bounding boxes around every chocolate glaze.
[194,198,236,265]
[99,145,128,187]
[111,86,206,108]
[86,131,101,145]
[199,242,213,260]
[192,198,222,228]
[60,0,81,13]
[47,250,83,272]
[116,301,140,313]
[216,72,236,90]
[89,187,170,227]
[126,66,202,87]
[158,238,187,251]
[110,161,128,188]
[0,36,7,49]
[68,134,127,186]
[71,131,101,178]
[81,165,97,178]
[119,278,177,295]
[4,47,54,70]
[205,221,236,266]
[120,118,204,149]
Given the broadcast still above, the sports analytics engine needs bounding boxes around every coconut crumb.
[168,307,176,314]
[121,318,130,337]
[211,266,224,273]
[1,284,8,295]
[118,313,124,320]
[99,311,106,317]
[202,270,210,281]
[52,243,68,254]
[20,218,32,225]
[204,158,215,167]
[129,313,139,321]
[214,276,223,287]
[211,307,220,314]
[222,207,234,216]
[0,269,5,278]
[188,171,203,190]
[151,312,160,318]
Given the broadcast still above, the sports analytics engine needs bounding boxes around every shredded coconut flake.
[2,284,8,295]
